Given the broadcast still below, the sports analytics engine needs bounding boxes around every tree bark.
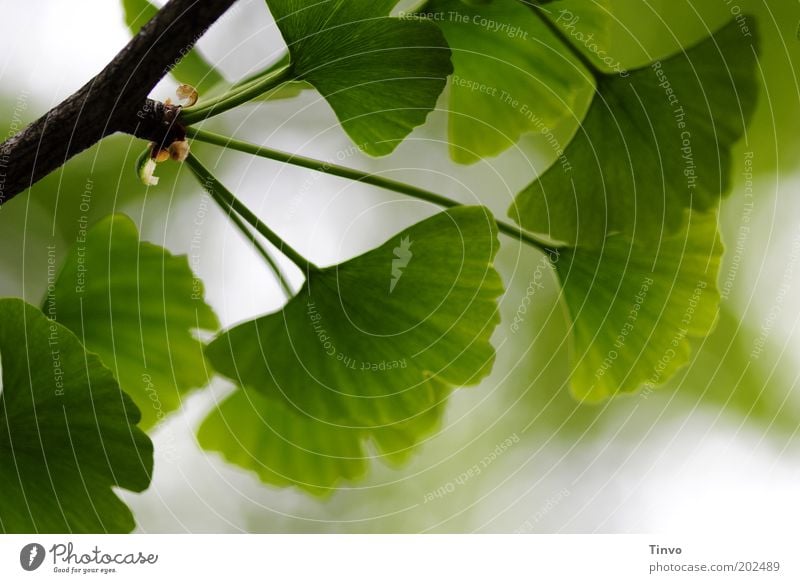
[0,0,237,206]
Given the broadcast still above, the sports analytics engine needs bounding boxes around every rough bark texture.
[0,0,237,206]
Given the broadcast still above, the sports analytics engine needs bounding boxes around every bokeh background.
[0,0,798,532]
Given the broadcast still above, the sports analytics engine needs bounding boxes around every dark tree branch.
[118,99,187,152]
[0,0,237,206]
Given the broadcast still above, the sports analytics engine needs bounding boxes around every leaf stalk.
[180,64,294,125]
[185,153,317,274]
[186,128,559,255]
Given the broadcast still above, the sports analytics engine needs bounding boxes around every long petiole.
[185,153,317,273]
[186,127,559,254]
[214,200,294,299]
[180,63,294,125]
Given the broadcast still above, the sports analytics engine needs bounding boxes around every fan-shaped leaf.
[199,380,448,495]
[0,299,153,533]
[209,205,500,423]
[510,18,759,246]
[426,0,606,163]
[47,215,219,429]
[203,206,502,491]
[556,210,722,400]
[265,0,453,155]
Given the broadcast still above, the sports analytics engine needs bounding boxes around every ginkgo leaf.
[204,206,501,491]
[199,380,449,495]
[122,0,225,93]
[47,215,219,429]
[542,0,614,66]
[556,210,722,401]
[510,18,759,246]
[426,0,604,163]
[200,389,367,495]
[0,299,153,533]
[264,0,453,156]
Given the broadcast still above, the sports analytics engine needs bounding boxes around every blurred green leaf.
[426,0,597,164]
[600,0,732,70]
[265,0,453,156]
[673,304,800,440]
[738,0,800,174]
[47,215,219,429]
[510,19,759,246]
[543,0,614,64]
[203,207,502,491]
[556,210,722,400]
[123,0,225,93]
[0,299,153,533]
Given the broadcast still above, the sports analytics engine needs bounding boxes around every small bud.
[169,139,190,162]
[139,158,160,186]
[176,84,199,107]
[154,148,171,163]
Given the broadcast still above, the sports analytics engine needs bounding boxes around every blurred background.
[0,0,798,532]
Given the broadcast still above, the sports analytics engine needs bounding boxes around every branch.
[0,0,237,206]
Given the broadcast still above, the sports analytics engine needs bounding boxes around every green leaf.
[207,206,500,424]
[674,305,800,440]
[203,206,502,491]
[265,0,453,156]
[199,381,448,495]
[200,390,367,495]
[510,18,759,246]
[556,210,722,401]
[426,0,597,164]
[0,299,153,533]
[47,215,219,429]
[123,0,225,93]
[543,0,614,68]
